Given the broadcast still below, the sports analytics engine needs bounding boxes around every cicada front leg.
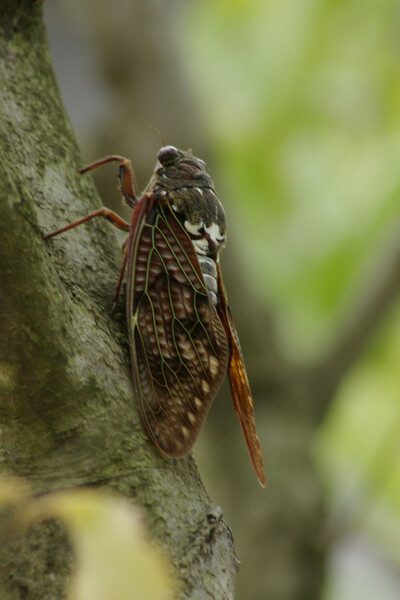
[78,155,139,208]
[43,155,139,309]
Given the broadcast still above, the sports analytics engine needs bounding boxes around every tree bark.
[0,4,238,599]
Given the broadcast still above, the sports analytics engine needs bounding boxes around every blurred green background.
[182,0,400,359]
[44,0,400,598]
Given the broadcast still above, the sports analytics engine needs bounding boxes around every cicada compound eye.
[158,145,180,166]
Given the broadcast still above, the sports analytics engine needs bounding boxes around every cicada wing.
[126,195,229,457]
[216,264,267,487]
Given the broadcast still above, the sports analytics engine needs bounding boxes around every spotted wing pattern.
[126,194,229,457]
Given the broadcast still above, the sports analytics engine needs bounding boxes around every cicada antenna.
[149,125,166,146]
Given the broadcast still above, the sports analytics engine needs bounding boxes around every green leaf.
[26,488,175,600]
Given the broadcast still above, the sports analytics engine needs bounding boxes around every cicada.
[44,146,266,486]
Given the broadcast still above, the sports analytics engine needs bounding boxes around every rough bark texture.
[0,4,238,599]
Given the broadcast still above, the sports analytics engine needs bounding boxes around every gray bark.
[0,4,238,599]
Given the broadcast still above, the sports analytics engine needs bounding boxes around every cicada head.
[148,145,227,261]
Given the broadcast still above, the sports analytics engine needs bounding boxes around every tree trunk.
[0,3,237,598]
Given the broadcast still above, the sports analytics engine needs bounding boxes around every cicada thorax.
[152,146,227,304]
[126,148,230,457]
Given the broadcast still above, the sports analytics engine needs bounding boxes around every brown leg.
[44,154,138,310]
[44,206,131,311]
[79,155,138,208]
[43,207,130,240]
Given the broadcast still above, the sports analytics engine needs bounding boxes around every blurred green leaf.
[26,488,175,600]
[182,0,400,359]
[314,304,400,560]
[0,476,29,505]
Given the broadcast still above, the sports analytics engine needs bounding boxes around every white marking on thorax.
[205,222,224,244]
[184,220,203,236]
